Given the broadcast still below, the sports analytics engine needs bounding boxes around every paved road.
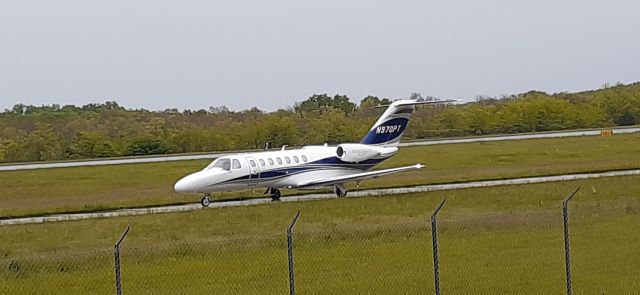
[400,126,640,147]
[1,126,638,171]
[2,168,638,226]
[0,152,230,171]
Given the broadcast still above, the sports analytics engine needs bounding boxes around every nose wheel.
[201,195,211,207]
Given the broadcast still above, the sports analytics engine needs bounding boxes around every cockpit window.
[232,159,242,169]
[207,158,231,171]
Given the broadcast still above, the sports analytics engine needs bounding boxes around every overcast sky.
[1,0,638,111]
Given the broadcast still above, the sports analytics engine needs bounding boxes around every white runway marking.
[2,169,639,226]
[1,127,638,171]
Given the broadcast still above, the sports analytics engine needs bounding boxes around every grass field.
[0,133,639,218]
[1,174,640,294]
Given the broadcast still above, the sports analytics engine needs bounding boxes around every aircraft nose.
[174,171,221,194]
[174,175,197,193]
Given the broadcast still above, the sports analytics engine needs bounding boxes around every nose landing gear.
[201,194,211,207]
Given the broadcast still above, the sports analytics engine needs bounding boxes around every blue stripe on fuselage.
[308,156,384,166]
[218,156,389,185]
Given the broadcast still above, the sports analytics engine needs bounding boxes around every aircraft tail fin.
[360,99,455,146]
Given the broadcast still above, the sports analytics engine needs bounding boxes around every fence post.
[114,226,130,295]
[431,199,446,295]
[562,188,580,295]
[287,211,301,295]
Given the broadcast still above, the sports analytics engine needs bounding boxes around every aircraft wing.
[295,164,425,188]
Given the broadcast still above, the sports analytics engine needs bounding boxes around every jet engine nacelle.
[336,144,398,163]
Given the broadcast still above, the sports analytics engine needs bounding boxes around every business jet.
[174,99,450,207]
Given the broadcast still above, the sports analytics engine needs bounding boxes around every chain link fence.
[1,249,113,293]
[2,188,639,294]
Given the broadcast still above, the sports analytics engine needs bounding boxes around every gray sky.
[1,0,638,112]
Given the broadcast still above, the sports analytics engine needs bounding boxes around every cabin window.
[232,159,242,169]
[276,157,283,165]
[250,160,256,167]
[293,156,299,163]
[209,158,231,171]
[302,155,308,162]
[285,157,291,164]
[268,158,274,165]
[259,159,266,166]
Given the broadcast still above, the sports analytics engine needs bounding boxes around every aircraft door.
[246,157,260,186]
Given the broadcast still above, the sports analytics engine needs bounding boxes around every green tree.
[126,139,169,156]
[22,124,65,161]
[295,94,356,114]
[71,132,117,158]
[0,140,24,162]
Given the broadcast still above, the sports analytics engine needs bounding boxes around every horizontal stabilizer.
[371,99,459,108]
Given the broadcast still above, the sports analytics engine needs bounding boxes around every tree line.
[0,83,638,163]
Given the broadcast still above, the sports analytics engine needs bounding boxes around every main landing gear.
[201,194,211,207]
[267,188,282,201]
[334,184,348,198]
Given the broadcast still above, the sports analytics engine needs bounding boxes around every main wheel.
[271,188,282,201]
[334,184,348,198]
[201,196,211,207]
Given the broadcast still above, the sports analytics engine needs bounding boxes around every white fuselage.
[173,99,451,198]
[173,145,394,194]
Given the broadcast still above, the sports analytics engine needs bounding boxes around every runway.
[1,126,638,171]
[2,168,639,226]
